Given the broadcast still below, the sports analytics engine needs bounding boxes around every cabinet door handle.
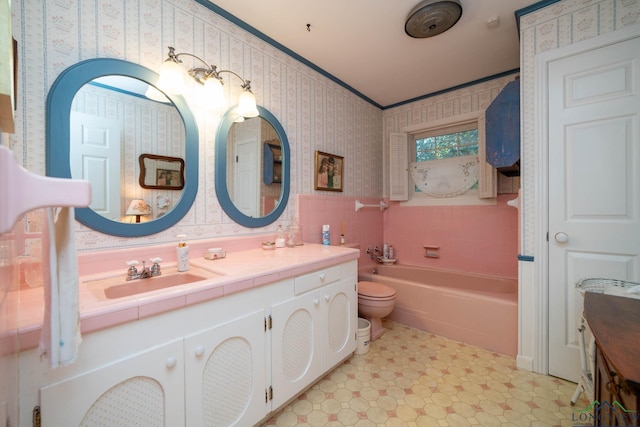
[313,298,320,306]
[194,345,205,357]
[319,273,326,281]
[324,295,330,302]
[166,356,177,369]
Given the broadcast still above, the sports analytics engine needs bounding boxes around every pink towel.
[39,207,81,367]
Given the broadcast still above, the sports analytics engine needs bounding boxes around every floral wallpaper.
[519,0,640,256]
[9,0,383,252]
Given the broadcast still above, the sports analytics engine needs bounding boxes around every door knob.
[554,232,569,243]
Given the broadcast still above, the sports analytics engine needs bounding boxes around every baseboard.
[516,354,534,371]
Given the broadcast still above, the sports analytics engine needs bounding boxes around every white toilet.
[357,281,396,341]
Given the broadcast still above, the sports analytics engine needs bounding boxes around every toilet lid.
[358,281,396,298]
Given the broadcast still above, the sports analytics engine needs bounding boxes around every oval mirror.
[46,58,198,237]
[215,106,290,228]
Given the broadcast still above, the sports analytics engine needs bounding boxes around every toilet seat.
[358,281,396,300]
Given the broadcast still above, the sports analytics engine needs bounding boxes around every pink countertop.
[14,242,359,350]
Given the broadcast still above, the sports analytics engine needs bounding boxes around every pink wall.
[297,195,383,266]
[383,194,518,278]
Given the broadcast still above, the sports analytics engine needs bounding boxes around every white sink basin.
[84,267,221,300]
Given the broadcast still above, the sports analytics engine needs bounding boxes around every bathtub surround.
[383,194,518,278]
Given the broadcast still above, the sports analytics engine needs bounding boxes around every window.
[389,113,496,205]
[414,123,478,161]
[412,122,479,194]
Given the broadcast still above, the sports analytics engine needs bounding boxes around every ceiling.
[205,0,541,109]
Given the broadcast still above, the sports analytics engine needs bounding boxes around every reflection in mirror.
[69,77,186,222]
[139,154,185,190]
[216,106,290,228]
[226,117,281,218]
[46,58,198,237]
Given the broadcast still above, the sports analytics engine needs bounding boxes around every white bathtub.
[358,264,517,355]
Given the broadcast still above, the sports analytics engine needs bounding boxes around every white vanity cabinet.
[23,258,358,426]
[39,339,185,426]
[270,263,357,409]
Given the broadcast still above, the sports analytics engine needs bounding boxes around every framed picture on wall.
[156,169,182,188]
[314,151,344,192]
[139,154,185,190]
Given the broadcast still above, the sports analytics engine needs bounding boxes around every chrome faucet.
[126,258,162,281]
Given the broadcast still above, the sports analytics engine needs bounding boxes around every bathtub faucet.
[366,246,382,260]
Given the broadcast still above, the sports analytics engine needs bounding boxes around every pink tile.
[185,286,225,306]
[223,279,254,295]
[81,307,139,334]
[138,295,186,319]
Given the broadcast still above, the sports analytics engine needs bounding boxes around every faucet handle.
[126,260,139,279]
[150,257,162,275]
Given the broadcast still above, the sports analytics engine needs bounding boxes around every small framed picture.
[314,151,344,192]
[139,154,185,190]
[155,169,182,189]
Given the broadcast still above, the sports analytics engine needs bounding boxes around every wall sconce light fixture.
[156,46,259,118]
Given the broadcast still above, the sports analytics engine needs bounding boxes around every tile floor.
[262,320,590,427]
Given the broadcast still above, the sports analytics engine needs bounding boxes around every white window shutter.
[477,115,497,198]
[389,132,409,201]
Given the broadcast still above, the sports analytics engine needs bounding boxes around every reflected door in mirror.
[226,117,282,218]
[70,112,121,220]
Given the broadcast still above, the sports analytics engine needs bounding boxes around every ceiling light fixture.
[405,0,463,39]
[156,46,259,117]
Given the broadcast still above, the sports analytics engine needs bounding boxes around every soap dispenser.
[176,234,190,271]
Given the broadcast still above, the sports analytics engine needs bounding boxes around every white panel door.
[233,136,259,217]
[70,112,121,220]
[548,35,640,382]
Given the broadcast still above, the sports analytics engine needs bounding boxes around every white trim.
[399,111,496,206]
[401,191,496,207]
[532,22,640,376]
[400,111,484,134]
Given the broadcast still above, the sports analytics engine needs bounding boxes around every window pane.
[459,130,478,144]
[416,137,435,151]
[414,128,478,161]
[459,146,478,156]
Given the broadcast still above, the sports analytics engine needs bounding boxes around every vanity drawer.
[294,265,342,295]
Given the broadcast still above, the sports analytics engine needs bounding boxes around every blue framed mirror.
[46,58,198,237]
[215,106,290,228]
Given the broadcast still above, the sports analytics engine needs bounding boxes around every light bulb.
[236,89,259,118]
[157,59,185,94]
[203,77,226,110]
